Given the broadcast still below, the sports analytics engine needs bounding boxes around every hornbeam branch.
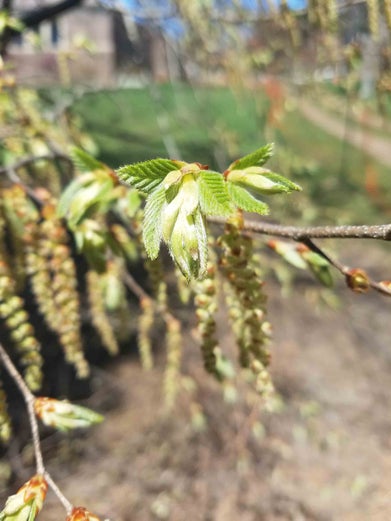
[301,238,391,297]
[208,216,391,241]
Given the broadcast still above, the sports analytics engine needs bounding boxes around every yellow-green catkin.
[138,297,154,370]
[218,214,273,398]
[163,316,182,409]
[25,225,55,326]
[0,383,11,443]
[39,215,89,378]
[0,261,43,391]
[193,262,220,377]
[110,224,138,262]
[280,0,301,48]
[307,0,317,25]
[367,0,380,38]
[86,269,119,356]
[326,0,338,30]
[175,267,192,304]
[1,186,39,290]
[145,256,167,309]
[384,0,391,30]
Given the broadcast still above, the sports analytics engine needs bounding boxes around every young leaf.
[71,147,104,172]
[267,240,307,269]
[227,183,269,215]
[65,179,115,227]
[227,167,302,195]
[117,159,180,194]
[142,184,166,259]
[227,143,274,171]
[300,250,333,287]
[169,209,208,280]
[198,171,235,217]
[254,170,302,193]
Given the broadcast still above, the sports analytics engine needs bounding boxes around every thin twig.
[122,271,182,325]
[0,342,74,513]
[44,472,73,514]
[0,153,73,177]
[0,343,43,473]
[208,216,391,241]
[122,271,149,302]
[301,238,391,297]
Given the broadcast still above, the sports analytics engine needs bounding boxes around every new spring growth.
[226,166,301,195]
[0,474,47,521]
[66,507,101,521]
[161,165,207,280]
[34,397,104,432]
[345,268,370,293]
[268,240,333,287]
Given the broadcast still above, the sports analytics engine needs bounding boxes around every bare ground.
[2,242,389,521]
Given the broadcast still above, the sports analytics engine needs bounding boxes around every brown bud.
[345,269,370,293]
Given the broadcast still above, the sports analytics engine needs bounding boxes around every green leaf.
[254,170,302,193]
[194,211,208,279]
[71,147,104,172]
[57,173,95,217]
[65,179,114,227]
[227,144,274,171]
[142,184,166,259]
[227,183,269,215]
[308,263,333,287]
[198,171,235,217]
[268,241,307,269]
[117,159,179,194]
[300,250,333,287]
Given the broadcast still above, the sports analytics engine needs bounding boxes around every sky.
[124,0,308,17]
[124,0,308,37]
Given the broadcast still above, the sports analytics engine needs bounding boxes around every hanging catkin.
[138,297,154,370]
[384,0,391,30]
[0,381,11,443]
[218,214,273,397]
[163,316,182,408]
[193,262,220,377]
[367,0,380,38]
[86,269,119,356]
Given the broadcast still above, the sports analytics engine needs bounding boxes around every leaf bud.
[34,397,104,432]
[66,507,101,521]
[0,474,47,521]
[168,208,207,280]
[227,167,301,195]
[345,268,370,293]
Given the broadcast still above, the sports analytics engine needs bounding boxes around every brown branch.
[0,342,73,514]
[0,342,43,474]
[0,153,74,206]
[208,216,391,241]
[122,270,182,326]
[301,238,391,297]
[0,153,74,177]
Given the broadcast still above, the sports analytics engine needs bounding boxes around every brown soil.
[3,243,390,521]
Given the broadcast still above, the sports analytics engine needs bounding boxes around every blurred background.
[1,1,391,520]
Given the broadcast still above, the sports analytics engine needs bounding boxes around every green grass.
[72,83,391,224]
[72,83,267,168]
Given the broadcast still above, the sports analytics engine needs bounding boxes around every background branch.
[208,216,391,241]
